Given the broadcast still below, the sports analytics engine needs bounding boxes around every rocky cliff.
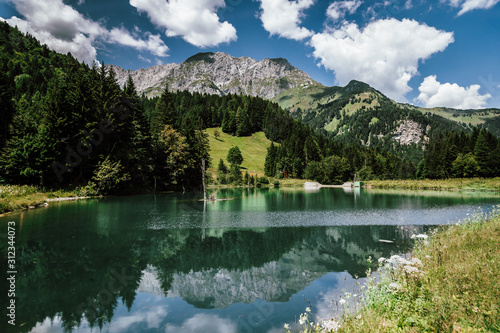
[108,52,319,99]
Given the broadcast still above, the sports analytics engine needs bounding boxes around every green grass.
[366,177,500,191]
[206,128,273,177]
[337,206,500,332]
[0,185,82,214]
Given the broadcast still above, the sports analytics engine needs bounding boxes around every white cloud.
[310,18,454,101]
[107,28,168,57]
[326,0,362,21]
[2,0,168,64]
[447,0,500,15]
[129,0,237,47]
[415,75,491,109]
[258,0,314,40]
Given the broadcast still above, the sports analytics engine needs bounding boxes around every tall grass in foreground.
[289,206,500,332]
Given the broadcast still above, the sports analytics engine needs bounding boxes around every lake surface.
[1,187,499,333]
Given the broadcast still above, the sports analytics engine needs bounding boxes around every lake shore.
[2,177,499,215]
[327,205,500,333]
[0,185,97,216]
[365,177,500,191]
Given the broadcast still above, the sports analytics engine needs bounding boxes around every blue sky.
[1,0,499,109]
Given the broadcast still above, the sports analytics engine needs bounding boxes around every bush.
[257,176,269,185]
[87,157,131,195]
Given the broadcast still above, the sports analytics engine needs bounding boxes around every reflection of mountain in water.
[5,214,425,332]
[137,226,417,309]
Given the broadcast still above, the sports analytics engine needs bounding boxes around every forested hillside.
[1,22,499,191]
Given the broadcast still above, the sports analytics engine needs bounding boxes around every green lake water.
[1,187,499,333]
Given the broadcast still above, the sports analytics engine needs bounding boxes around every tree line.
[1,22,499,193]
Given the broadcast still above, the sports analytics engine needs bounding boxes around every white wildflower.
[403,265,425,277]
[284,323,290,330]
[322,319,341,332]
[411,257,423,267]
[339,299,346,305]
[306,307,311,313]
[299,313,307,325]
[378,257,386,264]
[388,282,399,291]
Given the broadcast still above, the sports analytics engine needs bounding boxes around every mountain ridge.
[109,51,500,140]
[108,51,320,99]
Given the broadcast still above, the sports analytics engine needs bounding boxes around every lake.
[1,187,499,333]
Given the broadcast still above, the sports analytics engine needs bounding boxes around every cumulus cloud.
[129,0,237,47]
[310,18,454,101]
[2,0,168,64]
[108,28,168,57]
[258,0,314,40]
[446,0,500,15]
[326,0,362,21]
[415,75,491,109]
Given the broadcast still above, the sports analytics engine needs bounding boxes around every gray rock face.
[108,52,319,99]
[392,120,427,145]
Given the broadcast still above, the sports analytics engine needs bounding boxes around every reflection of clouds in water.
[109,305,168,333]
[313,273,365,323]
[165,314,237,333]
[31,316,66,333]
[30,305,168,333]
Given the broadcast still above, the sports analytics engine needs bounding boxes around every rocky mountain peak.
[108,52,320,99]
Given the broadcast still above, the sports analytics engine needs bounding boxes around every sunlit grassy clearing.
[205,127,272,177]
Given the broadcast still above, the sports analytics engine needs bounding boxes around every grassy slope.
[339,207,500,332]
[205,128,273,177]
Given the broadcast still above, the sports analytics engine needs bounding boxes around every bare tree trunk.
[202,158,206,201]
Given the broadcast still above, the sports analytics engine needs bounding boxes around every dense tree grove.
[418,128,500,179]
[1,23,499,191]
[0,22,208,193]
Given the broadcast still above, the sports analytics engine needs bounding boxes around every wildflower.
[284,323,290,330]
[356,314,362,320]
[322,319,341,332]
[339,299,346,305]
[388,282,399,291]
[299,313,307,325]
[411,257,423,267]
[411,234,428,240]
[378,257,386,265]
[403,265,425,277]
[306,307,311,313]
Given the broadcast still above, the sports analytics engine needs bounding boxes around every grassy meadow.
[366,177,500,191]
[205,127,273,177]
[0,185,82,214]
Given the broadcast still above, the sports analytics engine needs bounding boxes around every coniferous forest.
[1,22,500,194]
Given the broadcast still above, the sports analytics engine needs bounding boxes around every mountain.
[108,52,319,99]
[273,79,500,153]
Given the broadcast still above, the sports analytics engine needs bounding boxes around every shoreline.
[2,178,499,216]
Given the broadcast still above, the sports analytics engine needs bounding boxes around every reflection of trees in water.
[3,224,428,332]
